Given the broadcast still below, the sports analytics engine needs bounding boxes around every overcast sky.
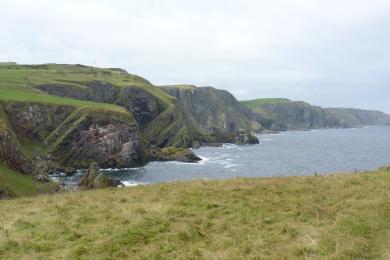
[1,0,390,112]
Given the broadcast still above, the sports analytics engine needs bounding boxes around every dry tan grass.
[1,168,390,259]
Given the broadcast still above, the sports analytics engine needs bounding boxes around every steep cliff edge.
[242,99,390,130]
[160,85,260,144]
[28,64,259,147]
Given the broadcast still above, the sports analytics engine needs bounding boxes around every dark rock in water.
[78,162,99,188]
[179,152,202,163]
[150,147,201,163]
[112,179,125,187]
[93,173,115,189]
[64,167,76,176]
[78,162,116,189]
[235,133,259,144]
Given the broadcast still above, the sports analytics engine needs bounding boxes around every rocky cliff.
[160,85,260,144]
[32,65,259,147]
[0,101,148,172]
[242,99,390,130]
[0,63,259,185]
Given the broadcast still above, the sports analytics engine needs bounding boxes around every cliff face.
[326,108,390,126]
[242,99,390,130]
[36,78,259,148]
[0,101,148,170]
[160,85,261,134]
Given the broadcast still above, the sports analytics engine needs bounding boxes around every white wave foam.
[222,144,238,149]
[223,164,238,169]
[100,167,142,172]
[198,156,210,165]
[121,181,145,187]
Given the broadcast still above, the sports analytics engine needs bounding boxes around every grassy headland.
[1,167,390,259]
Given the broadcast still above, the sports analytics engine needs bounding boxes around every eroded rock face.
[53,114,147,169]
[0,130,32,174]
[37,82,118,103]
[4,103,74,142]
[37,82,163,129]
[161,86,254,133]
[160,86,260,145]
[116,87,162,128]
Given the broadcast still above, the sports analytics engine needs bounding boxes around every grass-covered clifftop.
[1,167,390,259]
[242,98,390,130]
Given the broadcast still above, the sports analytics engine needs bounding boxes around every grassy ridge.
[0,64,175,108]
[1,167,390,258]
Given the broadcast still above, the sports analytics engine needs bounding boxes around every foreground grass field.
[1,167,390,259]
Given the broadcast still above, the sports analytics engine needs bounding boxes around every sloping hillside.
[1,167,390,258]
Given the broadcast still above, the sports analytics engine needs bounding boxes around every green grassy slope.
[0,164,58,198]
[0,163,37,198]
[1,167,390,259]
[0,64,148,113]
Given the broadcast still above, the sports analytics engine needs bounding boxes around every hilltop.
[1,167,390,258]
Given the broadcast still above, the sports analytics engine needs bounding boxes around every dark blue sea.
[58,126,390,187]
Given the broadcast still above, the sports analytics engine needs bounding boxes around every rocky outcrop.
[78,162,117,189]
[150,147,201,163]
[51,109,148,169]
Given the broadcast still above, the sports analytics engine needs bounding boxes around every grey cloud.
[1,0,390,113]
